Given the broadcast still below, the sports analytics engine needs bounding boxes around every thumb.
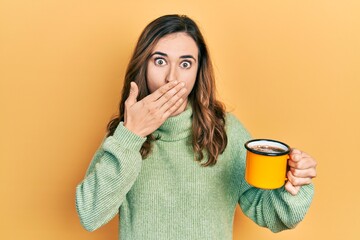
[126,82,139,106]
[290,148,302,162]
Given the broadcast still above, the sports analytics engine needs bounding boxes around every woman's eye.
[180,61,192,69]
[154,58,167,66]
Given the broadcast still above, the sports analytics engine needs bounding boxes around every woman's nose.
[165,65,177,83]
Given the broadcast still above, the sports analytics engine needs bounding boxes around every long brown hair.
[107,14,227,166]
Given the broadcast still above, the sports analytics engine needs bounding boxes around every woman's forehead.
[151,33,198,57]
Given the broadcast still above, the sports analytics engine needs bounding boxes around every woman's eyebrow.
[180,55,197,62]
[151,51,167,57]
[151,51,197,62]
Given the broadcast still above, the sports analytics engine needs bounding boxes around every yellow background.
[1,0,359,239]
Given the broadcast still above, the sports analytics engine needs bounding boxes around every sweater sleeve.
[226,113,314,233]
[75,122,146,232]
[239,181,314,232]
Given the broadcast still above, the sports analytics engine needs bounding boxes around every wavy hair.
[107,14,227,166]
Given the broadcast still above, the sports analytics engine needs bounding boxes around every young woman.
[76,14,317,239]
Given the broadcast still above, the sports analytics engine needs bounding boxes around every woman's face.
[146,32,199,114]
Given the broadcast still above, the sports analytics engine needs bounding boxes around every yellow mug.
[244,139,290,189]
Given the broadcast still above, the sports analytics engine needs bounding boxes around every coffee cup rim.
[244,139,290,156]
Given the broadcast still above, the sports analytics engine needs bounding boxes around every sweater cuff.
[279,183,315,203]
[109,122,147,152]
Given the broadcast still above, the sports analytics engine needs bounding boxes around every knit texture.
[76,106,314,239]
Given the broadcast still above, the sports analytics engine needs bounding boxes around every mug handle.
[285,154,290,181]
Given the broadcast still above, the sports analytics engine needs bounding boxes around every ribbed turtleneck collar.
[154,105,193,142]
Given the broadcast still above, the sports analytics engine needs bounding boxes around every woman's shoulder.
[225,112,251,141]
[224,112,246,130]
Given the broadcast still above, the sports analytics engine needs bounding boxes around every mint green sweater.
[76,106,314,239]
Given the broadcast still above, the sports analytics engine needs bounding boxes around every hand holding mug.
[285,149,317,195]
[124,81,187,137]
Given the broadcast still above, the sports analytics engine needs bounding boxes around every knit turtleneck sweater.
[76,106,314,239]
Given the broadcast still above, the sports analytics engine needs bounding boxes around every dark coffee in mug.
[249,145,287,154]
